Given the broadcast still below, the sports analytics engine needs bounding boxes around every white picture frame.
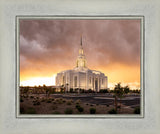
[0,0,160,134]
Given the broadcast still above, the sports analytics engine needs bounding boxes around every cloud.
[20,19,141,86]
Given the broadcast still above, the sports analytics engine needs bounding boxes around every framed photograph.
[0,0,160,134]
[17,16,144,118]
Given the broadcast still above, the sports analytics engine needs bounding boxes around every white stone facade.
[56,37,108,92]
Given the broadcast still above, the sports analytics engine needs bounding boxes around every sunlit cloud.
[20,75,56,86]
[20,19,140,89]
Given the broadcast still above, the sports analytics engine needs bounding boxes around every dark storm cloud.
[20,19,140,71]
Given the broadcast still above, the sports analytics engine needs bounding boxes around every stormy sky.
[20,19,140,89]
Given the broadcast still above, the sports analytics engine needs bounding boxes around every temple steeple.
[79,35,84,55]
[81,35,83,46]
[76,36,87,69]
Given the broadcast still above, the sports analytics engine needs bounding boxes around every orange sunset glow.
[20,19,141,90]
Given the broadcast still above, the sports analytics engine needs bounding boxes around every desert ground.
[20,93,140,114]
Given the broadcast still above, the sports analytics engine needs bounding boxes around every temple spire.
[76,35,87,69]
[81,35,83,46]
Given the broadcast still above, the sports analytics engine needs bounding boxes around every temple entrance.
[95,78,98,92]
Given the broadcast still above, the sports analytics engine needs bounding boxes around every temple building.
[56,37,108,92]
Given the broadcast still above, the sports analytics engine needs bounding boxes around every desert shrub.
[86,103,88,105]
[55,99,59,102]
[58,100,63,104]
[53,111,60,114]
[52,105,58,110]
[70,99,73,103]
[55,99,63,104]
[106,104,109,107]
[24,95,28,98]
[36,101,40,105]
[67,101,72,105]
[46,100,52,103]
[90,108,96,114]
[96,104,99,106]
[33,100,41,105]
[51,98,54,101]
[108,108,117,114]
[75,99,81,104]
[41,99,45,102]
[117,105,121,109]
[20,107,25,114]
[75,104,80,108]
[90,104,93,106]
[65,108,73,114]
[63,100,66,103]
[20,98,24,102]
[134,107,140,114]
[26,107,36,114]
[30,96,34,99]
[77,106,84,113]
[53,101,57,104]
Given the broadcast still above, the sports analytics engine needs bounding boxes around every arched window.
[74,76,77,87]
[63,76,65,85]
[89,77,91,84]
[92,78,94,88]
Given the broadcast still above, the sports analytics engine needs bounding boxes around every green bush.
[26,107,36,114]
[20,98,24,102]
[77,106,84,113]
[134,107,140,114]
[65,108,73,114]
[53,111,60,114]
[46,100,52,103]
[90,108,96,114]
[117,105,121,109]
[75,104,80,108]
[108,108,117,114]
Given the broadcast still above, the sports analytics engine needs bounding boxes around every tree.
[124,86,130,94]
[51,88,56,94]
[113,83,124,112]
[66,83,69,93]
[60,85,64,93]
[43,84,48,98]
[70,88,73,93]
